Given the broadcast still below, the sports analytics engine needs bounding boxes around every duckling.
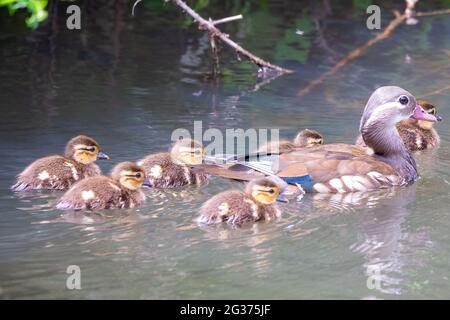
[56,162,151,210]
[356,99,441,151]
[11,135,109,191]
[396,99,441,151]
[137,138,207,188]
[258,129,324,154]
[197,177,288,226]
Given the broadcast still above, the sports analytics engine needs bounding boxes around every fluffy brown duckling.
[258,129,324,154]
[137,138,207,188]
[11,135,109,191]
[56,162,151,210]
[197,176,288,226]
[396,99,441,150]
[356,99,441,151]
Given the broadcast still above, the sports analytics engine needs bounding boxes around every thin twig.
[416,8,450,17]
[291,4,450,102]
[420,84,450,98]
[131,0,142,17]
[292,11,406,101]
[212,14,243,26]
[169,0,293,74]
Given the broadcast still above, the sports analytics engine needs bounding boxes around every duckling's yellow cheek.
[183,154,202,165]
[74,151,96,164]
[253,192,275,205]
[418,120,434,130]
[192,154,203,165]
[119,177,138,190]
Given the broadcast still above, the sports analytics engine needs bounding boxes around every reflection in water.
[350,185,432,296]
[197,223,282,278]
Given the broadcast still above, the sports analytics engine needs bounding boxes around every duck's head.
[245,176,288,205]
[361,86,438,129]
[170,138,205,165]
[110,162,152,190]
[293,129,324,147]
[415,99,442,130]
[65,135,110,165]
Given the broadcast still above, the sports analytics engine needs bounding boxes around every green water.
[1,0,450,299]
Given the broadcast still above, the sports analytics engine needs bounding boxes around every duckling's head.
[170,138,205,165]
[360,86,438,134]
[65,135,109,165]
[293,129,324,147]
[245,176,288,205]
[110,162,151,190]
[416,99,442,130]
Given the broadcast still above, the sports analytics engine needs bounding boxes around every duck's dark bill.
[276,194,289,203]
[142,178,153,187]
[97,152,110,160]
[412,105,438,122]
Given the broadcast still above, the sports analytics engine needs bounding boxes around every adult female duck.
[198,86,437,193]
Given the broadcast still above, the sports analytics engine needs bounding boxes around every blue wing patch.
[281,175,315,192]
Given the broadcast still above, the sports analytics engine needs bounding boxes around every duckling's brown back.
[138,152,206,188]
[199,190,281,225]
[397,117,440,150]
[56,176,123,210]
[258,140,298,154]
[12,156,89,191]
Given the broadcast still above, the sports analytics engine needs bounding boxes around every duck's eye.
[267,189,275,194]
[86,146,96,152]
[193,149,201,155]
[399,95,409,105]
[135,172,142,178]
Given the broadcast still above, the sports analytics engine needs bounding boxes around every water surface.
[1,0,450,299]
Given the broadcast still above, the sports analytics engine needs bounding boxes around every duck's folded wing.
[276,145,404,192]
[191,164,265,181]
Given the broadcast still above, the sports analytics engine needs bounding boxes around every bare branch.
[132,0,142,17]
[169,0,293,75]
[212,14,243,26]
[291,3,450,102]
